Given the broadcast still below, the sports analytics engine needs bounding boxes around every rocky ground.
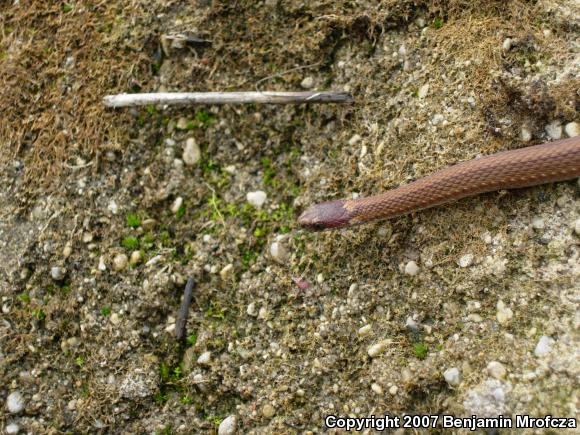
[1,1,579,434]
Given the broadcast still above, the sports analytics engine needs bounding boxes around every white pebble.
[170,197,183,214]
[246,302,257,317]
[458,253,473,268]
[565,121,579,138]
[496,300,513,324]
[6,391,25,414]
[246,191,267,208]
[443,367,461,386]
[316,273,324,284]
[197,351,212,366]
[486,361,507,380]
[389,385,398,395]
[367,340,390,358]
[129,250,142,266]
[113,253,128,271]
[182,138,201,165]
[502,38,512,51]
[5,423,20,434]
[531,216,545,230]
[218,415,237,435]
[220,263,234,280]
[269,241,288,263]
[108,200,118,214]
[371,383,383,395]
[404,261,420,276]
[418,83,429,99]
[431,114,445,126]
[574,219,580,236]
[545,120,562,140]
[358,324,372,337]
[51,266,66,281]
[98,256,107,271]
[110,312,121,325]
[520,125,532,142]
[300,76,314,89]
[348,134,362,146]
[534,335,554,357]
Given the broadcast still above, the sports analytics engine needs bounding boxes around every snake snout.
[298,200,351,231]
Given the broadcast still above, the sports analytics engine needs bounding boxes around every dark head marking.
[297,200,351,231]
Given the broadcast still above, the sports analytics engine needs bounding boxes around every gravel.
[113,253,128,271]
[300,76,314,89]
[486,361,507,380]
[574,218,580,236]
[404,261,420,276]
[269,240,288,263]
[534,336,555,357]
[367,340,390,358]
[170,197,183,214]
[5,423,20,434]
[182,138,201,166]
[564,121,579,137]
[246,191,267,208]
[496,300,513,325]
[443,367,461,386]
[197,351,212,365]
[544,120,562,140]
[6,391,25,414]
[50,266,66,281]
[531,216,545,230]
[457,253,473,268]
[218,415,237,435]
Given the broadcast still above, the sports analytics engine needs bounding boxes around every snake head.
[298,200,351,231]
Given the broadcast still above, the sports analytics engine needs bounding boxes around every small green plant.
[176,203,186,219]
[261,157,276,186]
[121,236,139,250]
[62,4,73,13]
[32,309,46,321]
[154,392,168,404]
[18,293,31,304]
[413,342,429,360]
[433,17,444,29]
[145,105,157,116]
[180,395,193,405]
[100,307,111,316]
[186,333,197,347]
[126,214,141,229]
[75,356,85,367]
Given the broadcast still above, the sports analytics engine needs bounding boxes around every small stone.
[142,219,157,230]
[404,261,420,276]
[502,38,512,51]
[358,324,372,337]
[531,216,545,230]
[183,138,201,165]
[220,263,234,280]
[130,250,143,266]
[246,302,257,317]
[218,415,237,435]
[458,253,473,268]
[110,312,121,325]
[63,244,72,258]
[113,253,128,271]
[486,361,507,380]
[316,273,324,284]
[565,122,579,138]
[371,383,383,395]
[431,114,445,126]
[6,391,25,414]
[262,403,276,418]
[520,125,532,142]
[574,219,580,236]
[367,340,390,358]
[270,241,288,264]
[98,256,106,271]
[534,335,554,357]
[496,300,513,324]
[300,76,314,89]
[389,385,398,395]
[443,367,461,386]
[5,423,20,434]
[51,266,66,281]
[545,120,562,140]
[418,83,429,99]
[108,200,118,214]
[246,191,267,209]
[197,351,212,366]
[348,134,362,146]
[405,316,419,332]
[176,117,189,130]
[170,197,183,214]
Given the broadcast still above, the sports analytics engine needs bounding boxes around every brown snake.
[298,135,580,231]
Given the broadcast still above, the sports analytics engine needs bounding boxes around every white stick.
[103,91,353,108]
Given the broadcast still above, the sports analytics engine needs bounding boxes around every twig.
[103,91,353,108]
[175,277,195,342]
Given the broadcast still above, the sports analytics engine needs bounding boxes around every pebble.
[218,415,237,435]
[110,312,121,325]
[316,273,324,284]
[531,216,545,230]
[262,403,276,418]
[51,266,66,281]
[404,261,420,276]
[246,302,257,317]
[348,134,362,146]
[520,125,532,142]
[389,385,398,395]
[5,423,20,434]
[113,253,128,271]
[269,241,288,263]
[197,351,212,366]
[300,76,314,89]
[220,263,234,280]
[98,256,106,271]
[431,114,445,126]
[502,38,512,51]
[486,361,507,380]
[129,250,143,266]
[458,253,473,268]
[405,316,419,332]
[367,340,390,358]
[183,138,201,166]
[496,300,513,325]
[246,191,267,208]
[418,83,429,99]
[176,117,189,130]
[170,197,183,214]
[358,324,372,337]
[545,120,562,140]
[534,335,554,357]
[443,367,461,386]
[564,121,579,138]
[142,218,157,230]
[6,391,25,414]
[574,219,580,236]
[371,383,383,395]
[63,243,72,258]
[108,200,118,214]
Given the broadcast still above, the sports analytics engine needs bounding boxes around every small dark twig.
[175,277,195,342]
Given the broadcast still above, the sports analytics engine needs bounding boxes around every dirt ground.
[1,0,579,433]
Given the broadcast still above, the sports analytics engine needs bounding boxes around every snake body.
[298,136,580,230]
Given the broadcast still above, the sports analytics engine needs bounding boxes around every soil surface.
[1,1,579,434]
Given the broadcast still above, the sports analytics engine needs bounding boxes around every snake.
[298,135,580,231]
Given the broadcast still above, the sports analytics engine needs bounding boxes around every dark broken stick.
[175,277,195,342]
[103,91,353,108]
